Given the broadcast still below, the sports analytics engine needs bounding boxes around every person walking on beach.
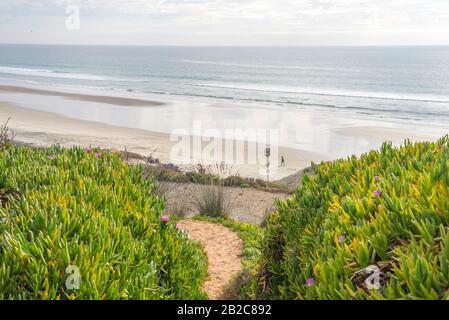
[281,156,285,167]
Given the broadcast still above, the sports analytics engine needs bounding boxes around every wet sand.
[0,82,445,180]
[0,100,324,180]
[0,85,164,107]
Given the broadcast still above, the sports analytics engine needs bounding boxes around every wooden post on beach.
[265,147,271,182]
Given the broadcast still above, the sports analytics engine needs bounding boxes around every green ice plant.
[0,145,207,300]
[257,136,449,300]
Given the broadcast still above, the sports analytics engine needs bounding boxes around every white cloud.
[0,0,449,45]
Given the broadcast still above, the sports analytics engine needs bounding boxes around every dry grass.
[0,118,15,150]
[192,184,232,218]
[169,201,190,219]
[191,163,236,218]
[142,157,179,197]
[260,202,279,228]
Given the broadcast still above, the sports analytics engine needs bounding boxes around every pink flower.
[84,147,92,153]
[338,235,346,243]
[306,277,315,287]
[374,176,379,182]
[161,216,170,223]
[374,189,381,197]
[95,152,102,158]
[48,155,56,160]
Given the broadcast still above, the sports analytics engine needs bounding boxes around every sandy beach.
[0,99,326,180]
[0,83,447,180]
[0,85,165,107]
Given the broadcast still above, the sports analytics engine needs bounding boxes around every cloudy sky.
[0,0,448,46]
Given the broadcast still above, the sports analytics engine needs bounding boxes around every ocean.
[1,44,449,126]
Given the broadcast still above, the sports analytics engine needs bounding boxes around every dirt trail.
[177,220,243,300]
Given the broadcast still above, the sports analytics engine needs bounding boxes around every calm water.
[1,45,449,126]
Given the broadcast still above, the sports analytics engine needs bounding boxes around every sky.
[0,0,448,46]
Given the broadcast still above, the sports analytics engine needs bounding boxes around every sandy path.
[176,220,243,300]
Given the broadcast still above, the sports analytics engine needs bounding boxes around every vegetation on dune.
[4,114,449,301]
[0,145,207,299]
[0,118,14,152]
[257,137,449,300]
[192,183,232,218]
[190,164,236,218]
[140,162,289,194]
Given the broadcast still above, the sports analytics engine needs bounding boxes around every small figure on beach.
[281,156,286,167]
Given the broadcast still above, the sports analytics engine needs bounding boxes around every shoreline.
[1,82,447,180]
[0,100,326,180]
[0,85,165,107]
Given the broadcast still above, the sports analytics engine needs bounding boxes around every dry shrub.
[142,157,179,197]
[0,118,15,150]
[260,202,279,228]
[191,163,235,218]
[169,201,191,219]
